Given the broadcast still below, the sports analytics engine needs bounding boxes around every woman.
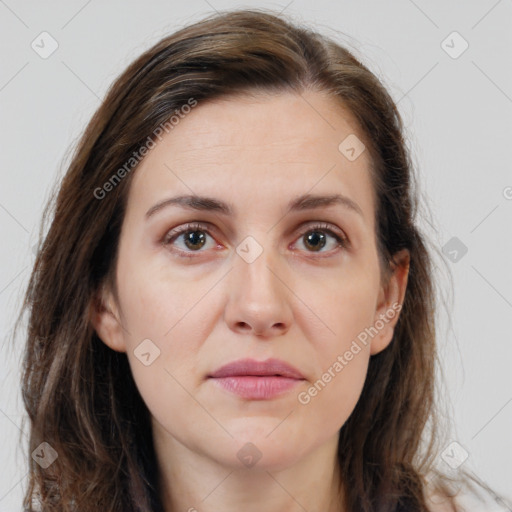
[15,8,510,512]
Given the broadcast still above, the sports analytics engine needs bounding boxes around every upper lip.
[208,358,305,379]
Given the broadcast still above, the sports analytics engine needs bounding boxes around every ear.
[370,248,410,356]
[89,283,127,353]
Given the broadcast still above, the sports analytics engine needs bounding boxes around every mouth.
[207,358,305,400]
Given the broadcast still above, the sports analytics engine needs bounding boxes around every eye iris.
[177,228,335,253]
[304,231,326,251]
[184,230,206,250]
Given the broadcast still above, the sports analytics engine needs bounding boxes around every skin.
[92,89,410,512]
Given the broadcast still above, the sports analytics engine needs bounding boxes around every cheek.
[301,265,378,354]
[116,252,209,344]
[294,272,376,428]
[115,257,214,403]
[296,335,370,443]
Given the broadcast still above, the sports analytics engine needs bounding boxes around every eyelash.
[162,222,348,259]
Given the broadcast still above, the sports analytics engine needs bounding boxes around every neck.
[154,428,345,512]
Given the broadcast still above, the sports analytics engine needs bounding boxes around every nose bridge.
[225,233,292,336]
[235,233,283,303]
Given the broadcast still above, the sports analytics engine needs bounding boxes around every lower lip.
[209,376,303,400]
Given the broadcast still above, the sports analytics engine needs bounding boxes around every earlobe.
[370,249,410,356]
[89,286,127,353]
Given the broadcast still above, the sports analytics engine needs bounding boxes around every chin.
[222,429,310,472]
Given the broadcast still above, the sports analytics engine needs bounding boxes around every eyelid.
[292,220,347,241]
[162,221,215,245]
[162,220,349,256]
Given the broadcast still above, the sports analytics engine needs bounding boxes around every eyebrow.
[145,192,364,219]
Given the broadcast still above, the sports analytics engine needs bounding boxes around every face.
[93,89,409,472]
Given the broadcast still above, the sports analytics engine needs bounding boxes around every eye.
[291,222,348,255]
[162,221,348,258]
[162,222,218,257]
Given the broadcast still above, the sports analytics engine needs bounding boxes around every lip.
[207,358,305,400]
[208,358,305,379]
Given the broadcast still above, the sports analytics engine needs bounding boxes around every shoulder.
[423,479,461,512]
[425,488,510,512]
[425,491,459,512]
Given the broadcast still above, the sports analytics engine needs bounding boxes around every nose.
[224,245,293,338]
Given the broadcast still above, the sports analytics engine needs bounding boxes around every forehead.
[125,89,375,225]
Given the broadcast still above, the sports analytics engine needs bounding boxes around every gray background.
[1,0,511,509]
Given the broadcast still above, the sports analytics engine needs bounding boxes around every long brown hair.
[13,8,510,512]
